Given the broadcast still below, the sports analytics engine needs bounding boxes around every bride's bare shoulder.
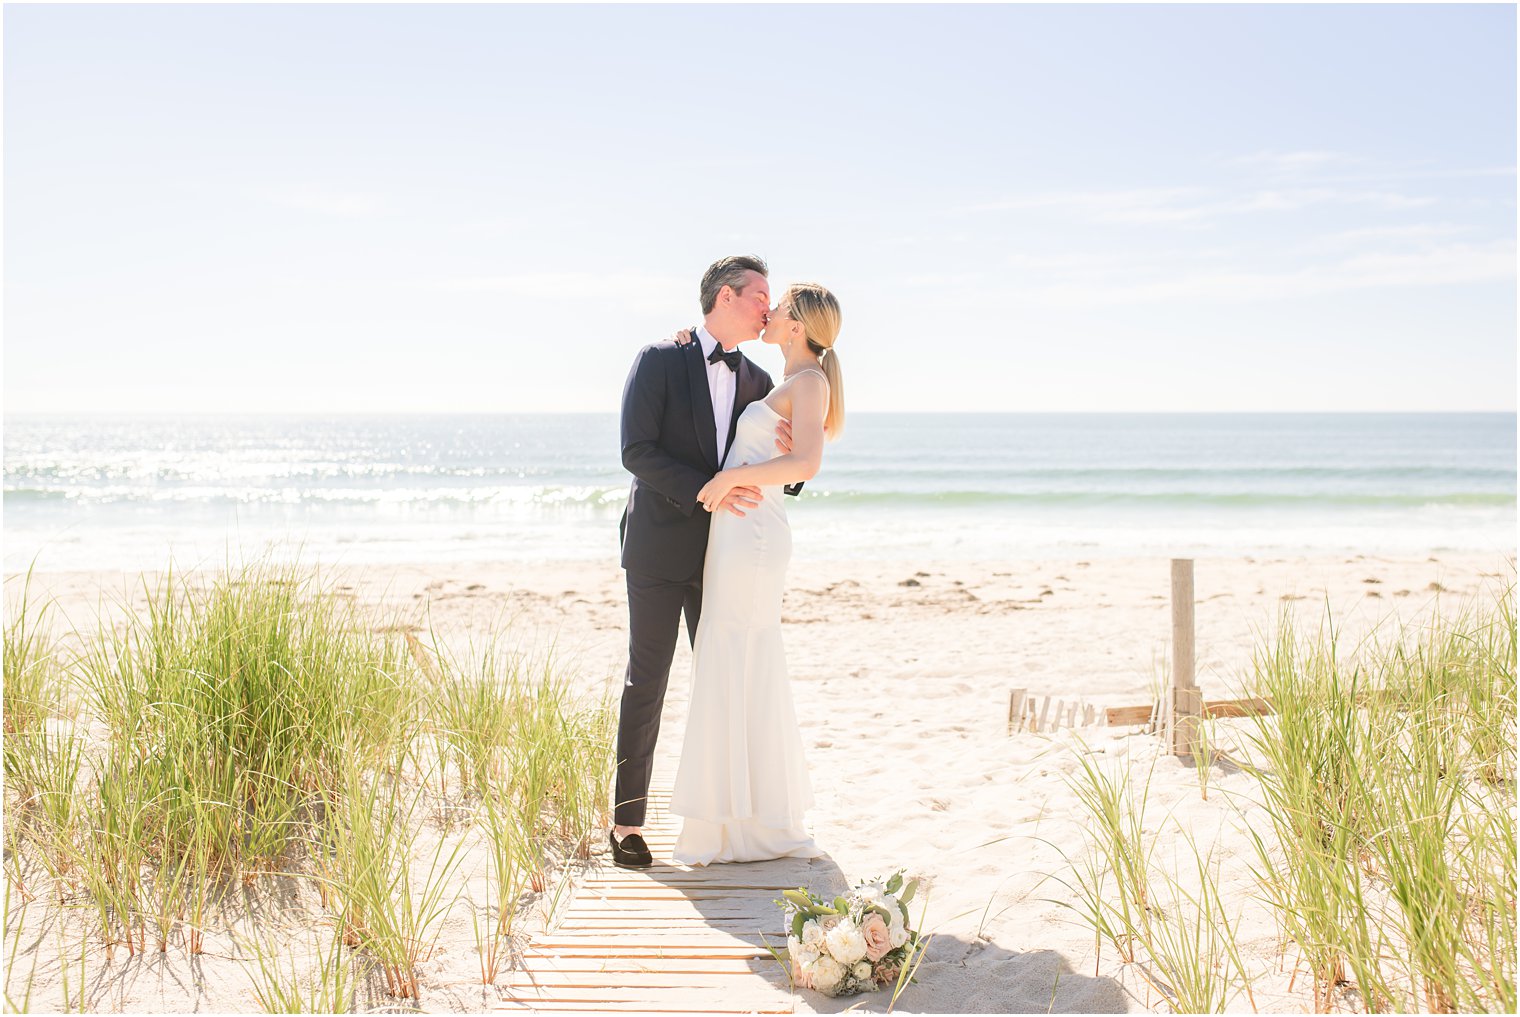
[783,368,829,392]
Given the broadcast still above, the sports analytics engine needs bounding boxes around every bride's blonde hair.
[784,282,845,440]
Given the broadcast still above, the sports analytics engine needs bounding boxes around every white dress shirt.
[695,326,737,465]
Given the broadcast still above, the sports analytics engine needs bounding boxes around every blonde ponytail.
[817,347,845,439]
[785,282,846,440]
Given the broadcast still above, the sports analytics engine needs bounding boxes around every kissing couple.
[612,255,845,868]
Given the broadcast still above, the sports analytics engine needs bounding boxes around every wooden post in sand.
[1169,559,1202,757]
[1008,689,1027,735]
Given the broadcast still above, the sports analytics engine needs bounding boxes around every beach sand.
[5,551,1511,1012]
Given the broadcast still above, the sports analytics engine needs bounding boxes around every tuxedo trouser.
[614,565,703,827]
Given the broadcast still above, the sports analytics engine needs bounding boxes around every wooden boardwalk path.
[496,780,805,1013]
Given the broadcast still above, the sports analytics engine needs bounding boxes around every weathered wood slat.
[534,944,775,957]
[561,905,776,919]
[515,959,773,974]
[498,1004,791,1014]
[1105,704,1156,726]
[531,935,778,948]
[1205,695,1273,717]
[501,984,790,1000]
[512,781,797,1014]
[573,885,786,894]
[503,970,789,987]
[557,919,773,929]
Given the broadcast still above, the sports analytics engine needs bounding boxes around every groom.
[611,254,799,868]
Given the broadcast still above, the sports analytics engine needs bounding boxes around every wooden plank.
[498,997,796,1009]
[514,780,800,1014]
[1007,688,1026,734]
[497,1004,791,1014]
[523,948,770,960]
[562,903,776,917]
[577,881,790,890]
[571,887,790,893]
[1108,694,1286,725]
[552,924,771,930]
[531,936,778,949]
[513,958,772,974]
[510,966,790,978]
[563,894,779,908]
[500,983,790,999]
[558,917,776,926]
[1105,704,1154,726]
[1205,696,1273,718]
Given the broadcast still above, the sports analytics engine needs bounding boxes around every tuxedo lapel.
[727,356,762,459]
[684,339,720,471]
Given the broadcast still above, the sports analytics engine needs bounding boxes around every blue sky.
[5,3,1515,413]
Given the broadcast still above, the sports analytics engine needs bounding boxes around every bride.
[668,282,845,865]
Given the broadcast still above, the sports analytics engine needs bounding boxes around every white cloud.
[1310,223,1474,249]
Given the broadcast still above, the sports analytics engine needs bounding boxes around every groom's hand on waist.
[716,485,763,517]
[774,418,793,454]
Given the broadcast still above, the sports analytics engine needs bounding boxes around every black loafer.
[609,830,653,869]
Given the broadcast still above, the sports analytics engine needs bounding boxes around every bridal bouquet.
[774,872,921,997]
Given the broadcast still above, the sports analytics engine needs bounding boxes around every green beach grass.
[1063,574,1516,1013]
[2,556,615,1010]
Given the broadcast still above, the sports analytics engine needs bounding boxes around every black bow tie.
[707,344,742,373]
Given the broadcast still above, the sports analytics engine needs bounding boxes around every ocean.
[4,413,1514,572]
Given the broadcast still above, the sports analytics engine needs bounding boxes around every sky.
[4,3,1516,414]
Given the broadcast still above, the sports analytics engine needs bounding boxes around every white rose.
[787,935,802,966]
[796,944,820,968]
[824,919,868,965]
[853,961,872,981]
[888,910,909,949]
[809,955,846,995]
[801,919,824,949]
[856,882,885,904]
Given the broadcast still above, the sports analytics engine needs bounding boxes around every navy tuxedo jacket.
[619,336,799,581]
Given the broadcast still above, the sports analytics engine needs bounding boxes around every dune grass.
[1062,748,1157,967]
[1063,575,1516,1013]
[426,628,616,979]
[3,567,59,738]
[1241,577,1516,1013]
[2,555,616,1010]
[244,920,360,1015]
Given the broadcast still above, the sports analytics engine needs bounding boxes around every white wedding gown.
[670,395,823,865]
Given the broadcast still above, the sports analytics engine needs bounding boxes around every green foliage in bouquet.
[771,871,925,998]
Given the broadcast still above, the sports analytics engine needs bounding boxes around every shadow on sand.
[642,850,1130,1014]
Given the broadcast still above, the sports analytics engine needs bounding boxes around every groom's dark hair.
[699,255,768,314]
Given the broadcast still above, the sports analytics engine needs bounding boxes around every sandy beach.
[5,550,1510,1013]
